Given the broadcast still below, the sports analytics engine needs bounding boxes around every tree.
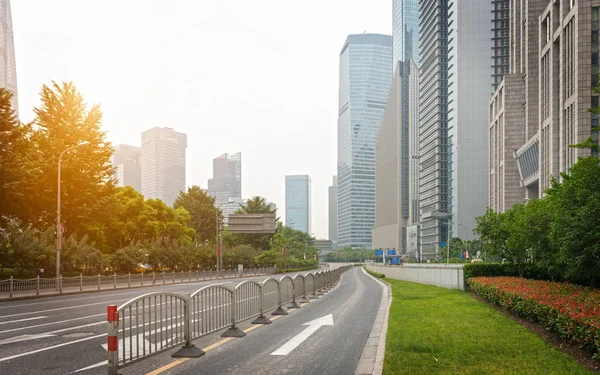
[174,186,219,244]
[29,82,115,242]
[0,89,35,224]
[236,196,276,215]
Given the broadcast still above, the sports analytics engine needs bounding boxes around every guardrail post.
[128,272,131,288]
[59,275,63,293]
[36,275,40,296]
[80,273,83,292]
[9,276,13,298]
[97,273,100,291]
[107,305,119,375]
[181,270,184,283]
[141,272,144,286]
[221,288,247,337]
[252,283,272,324]
[163,271,166,284]
[272,281,288,315]
[299,276,310,303]
[196,269,199,281]
[172,270,175,284]
[152,272,156,285]
[113,273,117,289]
[289,278,300,309]
[172,295,205,358]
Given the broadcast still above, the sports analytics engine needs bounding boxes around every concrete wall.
[366,264,464,291]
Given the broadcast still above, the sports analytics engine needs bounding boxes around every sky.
[11,0,391,239]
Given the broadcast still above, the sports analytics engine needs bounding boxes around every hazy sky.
[12,0,391,239]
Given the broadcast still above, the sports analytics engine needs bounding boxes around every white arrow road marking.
[271,314,334,356]
[0,316,48,325]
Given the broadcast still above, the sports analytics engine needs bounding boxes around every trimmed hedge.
[463,263,557,282]
[275,266,316,274]
[364,267,385,279]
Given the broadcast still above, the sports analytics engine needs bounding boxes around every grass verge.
[364,266,385,279]
[384,279,594,375]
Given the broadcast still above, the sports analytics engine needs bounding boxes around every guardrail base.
[252,315,272,324]
[308,294,319,299]
[288,301,300,309]
[221,326,246,337]
[271,307,288,316]
[172,344,205,358]
[299,297,311,303]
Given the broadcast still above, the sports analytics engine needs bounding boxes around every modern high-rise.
[140,127,187,206]
[337,34,393,249]
[112,144,141,192]
[490,0,598,212]
[492,0,511,90]
[285,175,311,233]
[418,0,450,259]
[0,0,18,116]
[328,176,337,243]
[207,152,242,208]
[392,0,420,66]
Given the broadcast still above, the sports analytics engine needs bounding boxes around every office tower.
[112,144,141,192]
[0,0,17,116]
[492,0,511,90]
[392,0,420,66]
[208,152,242,208]
[337,34,393,249]
[140,127,187,206]
[328,176,338,243]
[285,175,311,233]
[373,61,419,252]
[446,0,495,241]
[490,0,597,212]
[418,0,449,259]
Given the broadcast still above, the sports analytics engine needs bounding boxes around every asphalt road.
[0,269,337,375]
[122,266,383,375]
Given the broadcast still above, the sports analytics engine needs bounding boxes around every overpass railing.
[107,265,353,374]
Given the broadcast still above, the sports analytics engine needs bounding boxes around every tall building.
[373,61,420,252]
[328,176,338,243]
[490,0,598,212]
[337,34,393,249]
[418,0,450,259]
[492,0,511,90]
[207,152,242,208]
[140,127,187,206]
[0,0,18,116]
[392,0,420,66]
[112,144,141,192]
[285,175,311,233]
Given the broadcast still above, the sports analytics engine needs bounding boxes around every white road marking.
[0,321,105,345]
[0,299,130,319]
[271,314,334,356]
[0,313,104,334]
[72,360,106,373]
[0,333,106,363]
[0,316,48,325]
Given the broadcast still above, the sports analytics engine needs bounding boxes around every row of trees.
[474,156,600,287]
[0,84,319,278]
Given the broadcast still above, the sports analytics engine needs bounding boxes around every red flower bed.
[468,276,600,358]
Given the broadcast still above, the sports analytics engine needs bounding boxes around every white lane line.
[0,299,131,319]
[0,316,48,325]
[0,333,106,363]
[0,313,104,334]
[72,360,106,373]
[0,321,105,345]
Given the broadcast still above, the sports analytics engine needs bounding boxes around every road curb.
[355,268,391,375]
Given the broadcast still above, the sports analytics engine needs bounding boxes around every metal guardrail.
[0,268,275,299]
[107,265,353,374]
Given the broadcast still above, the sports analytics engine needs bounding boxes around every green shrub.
[364,267,385,279]
[353,263,365,267]
[275,266,316,274]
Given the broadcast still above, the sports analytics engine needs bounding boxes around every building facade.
[337,34,392,249]
[489,0,596,212]
[208,152,242,208]
[112,144,141,192]
[328,176,338,243]
[140,127,187,206]
[392,0,420,66]
[285,175,311,233]
[1,0,17,116]
[492,0,511,90]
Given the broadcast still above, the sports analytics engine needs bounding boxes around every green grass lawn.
[384,279,594,375]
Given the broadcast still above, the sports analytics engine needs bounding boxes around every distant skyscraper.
[328,176,337,243]
[337,34,392,249]
[392,0,420,66]
[285,175,311,233]
[0,0,18,116]
[208,152,242,210]
[112,144,141,192]
[140,127,187,206]
[492,0,510,90]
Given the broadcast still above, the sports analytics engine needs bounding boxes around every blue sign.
[374,249,383,256]
[387,249,397,256]
[391,257,400,265]
[439,242,447,247]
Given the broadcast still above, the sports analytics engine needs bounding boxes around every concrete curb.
[354,268,391,375]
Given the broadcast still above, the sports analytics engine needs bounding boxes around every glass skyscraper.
[337,34,392,249]
[285,175,311,233]
[392,0,420,66]
[0,0,18,116]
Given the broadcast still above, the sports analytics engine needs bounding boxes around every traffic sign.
[386,250,397,256]
[374,249,383,256]
[439,241,447,247]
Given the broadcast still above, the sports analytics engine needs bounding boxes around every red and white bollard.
[289,280,300,308]
[107,305,119,375]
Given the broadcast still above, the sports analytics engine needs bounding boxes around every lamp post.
[216,200,234,277]
[458,223,468,259]
[56,142,90,280]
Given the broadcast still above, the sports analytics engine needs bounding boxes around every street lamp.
[56,141,90,279]
[216,200,235,277]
